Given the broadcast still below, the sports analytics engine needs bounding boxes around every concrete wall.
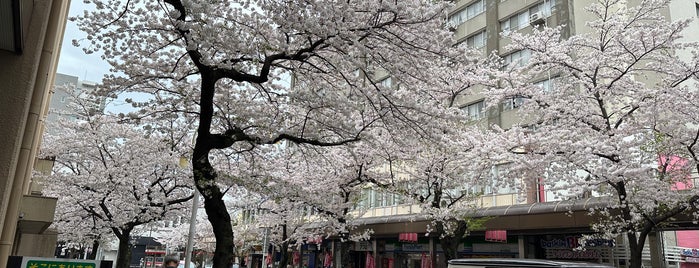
[14,232,58,257]
[669,0,699,68]
[0,0,71,266]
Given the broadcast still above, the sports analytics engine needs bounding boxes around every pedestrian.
[163,256,180,268]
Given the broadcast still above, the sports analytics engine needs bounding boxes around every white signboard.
[401,243,429,252]
[355,241,373,251]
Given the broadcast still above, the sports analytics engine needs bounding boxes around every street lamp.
[180,155,199,268]
[184,189,199,268]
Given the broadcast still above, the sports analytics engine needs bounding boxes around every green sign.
[22,257,100,268]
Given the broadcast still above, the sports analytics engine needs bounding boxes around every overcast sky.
[56,1,111,83]
[55,1,145,114]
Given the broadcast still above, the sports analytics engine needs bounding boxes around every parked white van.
[447,258,614,268]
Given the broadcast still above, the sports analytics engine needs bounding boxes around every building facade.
[0,0,71,267]
[47,73,103,124]
[313,1,699,268]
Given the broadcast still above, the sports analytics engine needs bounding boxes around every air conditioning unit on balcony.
[447,22,458,32]
[529,11,546,26]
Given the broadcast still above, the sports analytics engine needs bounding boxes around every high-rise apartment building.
[334,1,699,268]
[23,73,104,198]
[46,73,104,128]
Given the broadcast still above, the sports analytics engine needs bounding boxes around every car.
[447,258,614,268]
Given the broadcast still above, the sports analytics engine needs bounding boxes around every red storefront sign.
[399,233,418,243]
[485,230,507,243]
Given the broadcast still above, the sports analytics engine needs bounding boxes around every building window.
[501,12,530,32]
[503,95,526,110]
[696,3,699,17]
[502,49,531,69]
[357,188,371,209]
[490,164,518,194]
[535,78,554,92]
[466,30,486,48]
[466,0,485,19]
[500,0,555,32]
[448,0,485,27]
[378,77,392,88]
[463,100,485,121]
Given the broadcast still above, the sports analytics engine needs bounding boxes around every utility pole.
[185,190,200,268]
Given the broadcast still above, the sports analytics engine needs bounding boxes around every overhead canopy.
[353,198,612,235]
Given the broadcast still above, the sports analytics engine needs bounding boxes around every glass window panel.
[500,20,510,32]
[535,78,556,92]
[448,10,463,26]
[379,77,392,88]
[518,11,529,29]
[466,30,486,48]
[503,96,525,110]
[544,0,555,15]
[503,49,531,68]
[463,100,485,120]
[509,17,517,30]
[466,0,484,19]
[522,49,531,64]
[501,1,558,33]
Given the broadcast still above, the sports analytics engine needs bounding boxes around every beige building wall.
[0,0,71,266]
[439,0,699,210]
[669,0,699,64]
[447,0,610,126]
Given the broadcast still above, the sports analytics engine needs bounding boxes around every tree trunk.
[277,243,289,268]
[277,225,290,268]
[89,240,100,260]
[194,74,235,268]
[435,220,468,267]
[628,237,643,268]
[627,230,651,268]
[617,182,646,268]
[338,233,352,268]
[194,156,234,268]
[115,229,132,268]
[202,191,234,268]
[439,235,459,266]
[196,164,235,268]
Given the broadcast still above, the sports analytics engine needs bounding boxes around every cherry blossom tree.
[260,145,382,268]
[356,120,505,267]
[253,114,503,267]
[487,0,699,267]
[200,143,375,268]
[374,53,503,266]
[71,0,476,267]
[157,187,249,263]
[248,199,312,268]
[41,89,194,268]
[156,213,215,255]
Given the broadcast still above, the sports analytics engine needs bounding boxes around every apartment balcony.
[17,194,57,234]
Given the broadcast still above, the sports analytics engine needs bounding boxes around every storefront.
[537,235,616,264]
[374,233,616,268]
[371,235,519,268]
